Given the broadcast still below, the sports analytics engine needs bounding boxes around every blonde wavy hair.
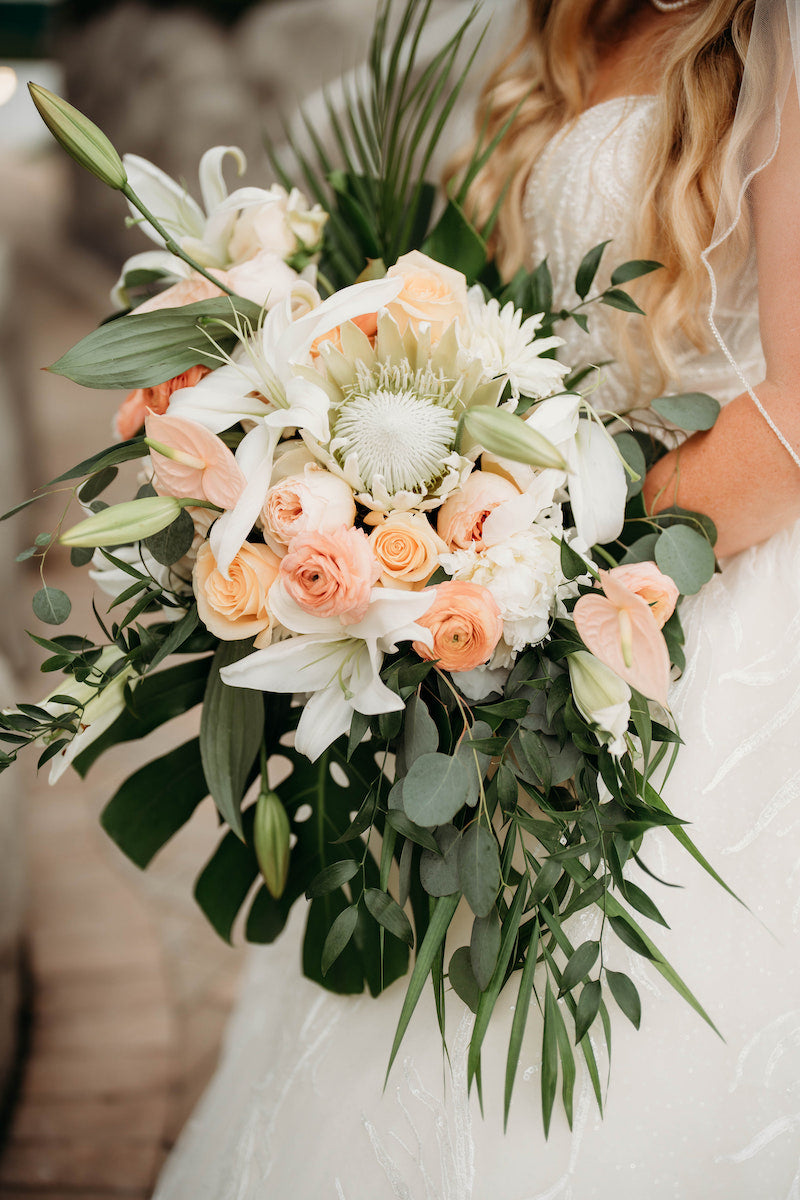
[453,0,756,388]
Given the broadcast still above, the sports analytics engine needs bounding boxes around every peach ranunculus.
[193,539,280,648]
[145,412,246,510]
[115,365,210,441]
[604,562,679,629]
[280,526,380,624]
[436,470,521,551]
[369,512,447,590]
[412,580,503,673]
[261,466,356,553]
[385,250,469,341]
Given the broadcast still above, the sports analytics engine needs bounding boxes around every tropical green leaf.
[541,983,559,1137]
[100,738,208,868]
[574,979,602,1044]
[559,940,600,996]
[305,859,360,899]
[575,240,610,300]
[606,969,642,1029]
[503,918,539,1127]
[200,640,264,839]
[600,288,645,315]
[610,259,661,285]
[363,888,414,946]
[321,904,360,976]
[49,296,262,389]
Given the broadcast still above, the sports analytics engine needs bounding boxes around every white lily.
[41,647,138,784]
[203,277,404,576]
[508,394,627,548]
[220,583,435,762]
[112,146,326,307]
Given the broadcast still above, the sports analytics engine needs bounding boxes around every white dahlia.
[460,287,570,401]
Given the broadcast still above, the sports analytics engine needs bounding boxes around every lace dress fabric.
[153,98,800,1200]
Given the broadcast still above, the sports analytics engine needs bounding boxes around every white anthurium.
[41,648,139,784]
[220,583,435,762]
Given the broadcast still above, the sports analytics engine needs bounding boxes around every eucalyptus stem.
[121,183,237,298]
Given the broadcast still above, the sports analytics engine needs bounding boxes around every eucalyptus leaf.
[419,825,460,896]
[402,751,473,827]
[143,507,195,566]
[651,392,720,431]
[614,432,646,499]
[403,694,438,765]
[448,945,480,1013]
[654,524,716,596]
[458,823,501,918]
[470,907,501,990]
[32,586,71,626]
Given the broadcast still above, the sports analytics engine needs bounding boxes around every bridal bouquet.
[5,0,729,1134]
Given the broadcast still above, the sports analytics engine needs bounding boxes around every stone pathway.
[0,152,243,1197]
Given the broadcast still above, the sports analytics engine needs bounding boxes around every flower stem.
[121,183,237,297]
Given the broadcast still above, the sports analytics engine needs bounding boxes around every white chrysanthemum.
[442,524,565,664]
[461,286,570,400]
[307,313,503,514]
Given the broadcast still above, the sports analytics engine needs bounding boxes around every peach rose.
[146,413,245,510]
[262,466,356,552]
[436,471,520,551]
[193,539,280,647]
[385,251,468,340]
[605,562,679,629]
[280,526,380,624]
[115,365,210,441]
[412,581,503,673]
[369,512,447,589]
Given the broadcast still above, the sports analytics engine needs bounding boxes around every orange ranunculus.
[115,364,210,441]
[412,580,503,673]
[280,526,380,624]
[193,539,280,647]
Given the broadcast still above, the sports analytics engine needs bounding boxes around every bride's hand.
[643,76,800,559]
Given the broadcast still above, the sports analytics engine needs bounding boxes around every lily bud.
[253,789,291,899]
[567,650,631,758]
[28,83,127,190]
[61,496,182,547]
[458,405,566,471]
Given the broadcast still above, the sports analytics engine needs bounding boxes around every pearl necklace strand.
[649,0,695,11]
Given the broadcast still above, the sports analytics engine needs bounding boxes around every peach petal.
[573,586,671,705]
[146,412,245,510]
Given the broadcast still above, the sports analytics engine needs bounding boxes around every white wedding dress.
[153,97,800,1200]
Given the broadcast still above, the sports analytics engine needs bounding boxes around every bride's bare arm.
[643,80,800,559]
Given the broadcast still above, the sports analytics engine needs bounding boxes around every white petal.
[167,363,266,433]
[122,153,205,246]
[111,250,188,309]
[349,644,405,715]
[482,492,539,545]
[209,423,279,576]
[220,634,350,696]
[198,146,246,214]
[294,686,353,762]
[569,420,627,547]
[347,586,435,651]
[526,393,581,446]
[264,375,331,444]
[278,276,403,365]
[268,583,345,638]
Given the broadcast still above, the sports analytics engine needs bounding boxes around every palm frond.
[265,0,488,285]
